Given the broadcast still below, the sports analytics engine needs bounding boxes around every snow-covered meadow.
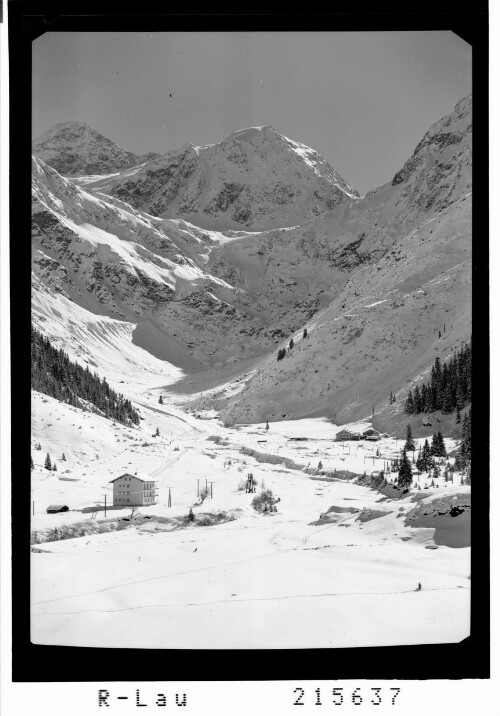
[31,375,470,649]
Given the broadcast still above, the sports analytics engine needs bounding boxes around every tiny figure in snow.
[187,508,195,522]
[417,582,422,591]
[265,420,270,431]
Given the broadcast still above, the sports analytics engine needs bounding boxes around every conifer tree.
[398,451,413,491]
[422,439,432,471]
[155,427,160,437]
[44,453,52,471]
[456,406,462,424]
[437,431,447,457]
[461,409,471,462]
[52,462,57,472]
[413,385,422,413]
[289,338,294,350]
[62,452,66,461]
[318,461,323,470]
[404,424,416,452]
[416,446,424,473]
[405,391,414,414]
[36,442,42,451]
[159,395,164,405]
[303,328,308,339]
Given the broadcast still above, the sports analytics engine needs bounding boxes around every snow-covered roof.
[109,473,157,484]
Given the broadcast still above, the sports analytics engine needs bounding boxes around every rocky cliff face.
[32,97,472,426]
[198,97,473,426]
[31,156,325,369]
[74,125,360,231]
[33,120,160,177]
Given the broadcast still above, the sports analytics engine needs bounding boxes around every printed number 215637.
[293,687,401,707]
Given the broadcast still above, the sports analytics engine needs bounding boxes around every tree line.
[31,325,140,426]
[404,340,471,415]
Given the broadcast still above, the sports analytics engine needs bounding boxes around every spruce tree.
[36,442,42,451]
[413,385,421,413]
[437,431,447,457]
[404,424,416,452]
[62,452,66,461]
[405,391,414,414]
[456,406,462,424]
[416,446,424,473]
[303,328,308,338]
[44,453,52,471]
[159,395,164,405]
[422,439,432,471]
[289,338,294,350]
[155,427,160,437]
[398,451,413,491]
[52,462,57,472]
[318,461,323,470]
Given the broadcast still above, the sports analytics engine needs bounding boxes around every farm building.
[335,429,354,441]
[46,504,69,514]
[362,428,380,438]
[109,474,158,506]
[364,434,381,442]
[350,432,363,441]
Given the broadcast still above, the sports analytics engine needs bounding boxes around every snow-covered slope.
[32,96,472,422]
[30,384,470,650]
[33,120,160,177]
[31,156,293,369]
[195,98,473,428]
[70,125,359,231]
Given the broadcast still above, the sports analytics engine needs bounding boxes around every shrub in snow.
[251,489,280,514]
[199,488,209,503]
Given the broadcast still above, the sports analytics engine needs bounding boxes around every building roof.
[109,473,157,484]
[46,504,68,510]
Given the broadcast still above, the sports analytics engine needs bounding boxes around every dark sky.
[32,31,471,194]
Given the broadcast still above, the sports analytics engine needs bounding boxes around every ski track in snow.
[33,585,468,618]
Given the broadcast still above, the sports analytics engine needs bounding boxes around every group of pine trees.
[31,326,140,426]
[456,408,472,471]
[277,329,308,361]
[404,341,471,415]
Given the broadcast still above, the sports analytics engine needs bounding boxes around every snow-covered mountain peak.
[33,121,160,178]
[102,125,360,231]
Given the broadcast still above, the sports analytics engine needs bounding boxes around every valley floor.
[31,383,470,649]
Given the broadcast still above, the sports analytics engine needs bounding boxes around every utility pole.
[32,501,34,516]
[209,481,215,499]
[205,478,208,493]
[104,494,107,518]
[167,487,172,508]
[197,479,200,498]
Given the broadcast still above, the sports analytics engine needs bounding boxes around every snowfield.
[31,383,470,649]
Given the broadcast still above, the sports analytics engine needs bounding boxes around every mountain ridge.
[32,96,472,431]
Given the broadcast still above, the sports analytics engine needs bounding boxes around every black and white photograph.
[2,9,492,702]
[25,26,479,653]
